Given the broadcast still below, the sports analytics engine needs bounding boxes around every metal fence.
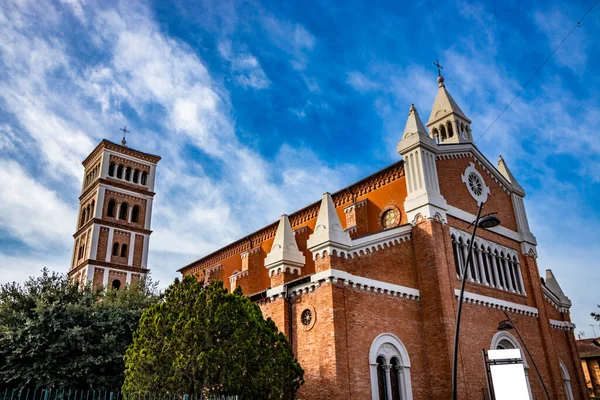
[1,389,238,400]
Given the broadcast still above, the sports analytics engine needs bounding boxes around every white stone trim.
[455,289,538,317]
[447,205,525,243]
[105,227,114,262]
[543,286,570,313]
[89,225,100,260]
[267,269,420,301]
[105,149,157,167]
[141,234,149,268]
[229,269,249,283]
[127,233,135,266]
[369,333,413,400]
[311,225,412,260]
[100,183,155,201]
[549,319,576,331]
[102,266,109,286]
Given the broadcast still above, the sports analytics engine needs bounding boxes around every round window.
[468,172,483,196]
[381,207,400,229]
[461,162,490,205]
[301,309,312,326]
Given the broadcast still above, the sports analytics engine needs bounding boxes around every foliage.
[0,269,158,390]
[592,305,600,322]
[123,277,304,398]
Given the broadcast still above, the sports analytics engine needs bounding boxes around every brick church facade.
[68,136,160,289]
[179,73,587,399]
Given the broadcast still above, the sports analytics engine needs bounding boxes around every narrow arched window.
[108,163,116,176]
[116,165,124,179]
[111,279,121,290]
[377,356,388,400]
[131,205,140,223]
[80,209,86,227]
[119,203,128,220]
[440,125,447,140]
[78,245,84,259]
[86,205,91,222]
[559,359,575,400]
[121,243,128,258]
[133,169,140,183]
[390,358,401,400]
[141,171,148,185]
[125,167,132,181]
[447,121,454,138]
[112,242,119,256]
[107,200,116,218]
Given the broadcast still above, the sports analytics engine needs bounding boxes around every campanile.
[68,134,161,289]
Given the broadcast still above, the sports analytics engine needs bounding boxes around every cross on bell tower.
[120,126,129,147]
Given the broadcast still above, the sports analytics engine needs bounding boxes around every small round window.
[461,162,490,205]
[381,207,400,229]
[301,309,312,326]
[468,172,483,196]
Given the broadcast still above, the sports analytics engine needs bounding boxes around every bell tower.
[68,133,161,290]
[426,72,473,144]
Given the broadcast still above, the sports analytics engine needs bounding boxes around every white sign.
[488,349,531,400]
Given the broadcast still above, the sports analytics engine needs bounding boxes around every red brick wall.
[97,227,109,261]
[93,267,104,290]
[102,189,147,228]
[133,234,144,268]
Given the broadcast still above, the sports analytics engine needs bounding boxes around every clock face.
[301,309,312,326]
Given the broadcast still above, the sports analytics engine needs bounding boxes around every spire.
[497,155,525,194]
[427,74,469,125]
[545,270,572,308]
[402,104,428,139]
[264,214,305,273]
[425,71,472,144]
[307,193,351,255]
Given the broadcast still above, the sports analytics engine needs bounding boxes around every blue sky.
[0,0,599,337]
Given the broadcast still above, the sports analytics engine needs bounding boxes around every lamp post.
[498,311,551,400]
[451,202,501,400]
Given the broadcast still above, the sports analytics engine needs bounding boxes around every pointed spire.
[402,104,428,139]
[307,193,351,255]
[497,155,525,194]
[264,214,305,271]
[545,270,572,308]
[427,74,469,125]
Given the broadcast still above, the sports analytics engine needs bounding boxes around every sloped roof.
[576,338,600,358]
[427,78,470,125]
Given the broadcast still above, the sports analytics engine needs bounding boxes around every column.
[477,249,488,285]
[485,251,495,287]
[128,233,135,266]
[145,199,153,229]
[515,262,526,295]
[461,243,472,281]
[95,187,105,219]
[503,256,515,292]
[472,246,481,283]
[102,267,109,286]
[128,206,133,223]
[105,227,114,262]
[89,225,100,260]
[490,253,503,289]
[126,271,132,284]
[384,365,393,400]
[141,235,149,268]
[116,203,121,220]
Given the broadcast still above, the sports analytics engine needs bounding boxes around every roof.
[427,78,471,125]
[83,139,162,166]
[178,160,405,273]
[576,338,600,358]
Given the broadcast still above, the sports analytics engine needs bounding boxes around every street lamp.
[451,203,501,400]
[497,311,551,400]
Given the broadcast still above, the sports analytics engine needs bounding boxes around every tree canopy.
[0,269,158,389]
[123,277,304,398]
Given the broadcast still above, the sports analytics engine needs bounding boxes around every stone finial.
[402,104,429,139]
[497,155,525,194]
[264,214,305,271]
[545,269,572,308]
[307,193,351,253]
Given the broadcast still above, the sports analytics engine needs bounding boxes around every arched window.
[133,169,140,183]
[108,163,116,176]
[119,203,128,220]
[440,125,447,140]
[78,245,84,259]
[121,243,128,258]
[559,359,575,400]
[80,209,86,227]
[141,171,148,185]
[86,204,91,222]
[491,331,533,399]
[369,333,412,400]
[125,167,132,181]
[107,200,116,218]
[447,121,454,138]
[112,243,119,256]
[111,279,121,290]
[131,205,140,223]
[116,165,124,179]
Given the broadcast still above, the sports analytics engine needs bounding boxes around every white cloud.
[218,40,270,89]
[261,16,315,71]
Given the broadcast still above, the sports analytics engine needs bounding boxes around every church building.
[68,134,160,290]
[179,72,585,399]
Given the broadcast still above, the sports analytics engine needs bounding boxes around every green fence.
[1,389,238,400]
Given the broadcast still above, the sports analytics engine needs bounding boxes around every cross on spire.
[120,126,129,147]
[433,59,443,76]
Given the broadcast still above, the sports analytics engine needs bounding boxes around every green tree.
[593,305,600,322]
[0,269,158,389]
[123,277,304,398]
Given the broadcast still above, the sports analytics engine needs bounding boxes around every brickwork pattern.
[133,234,144,268]
[93,267,105,289]
[103,189,147,229]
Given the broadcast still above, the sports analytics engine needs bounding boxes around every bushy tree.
[593,305,600,322]
[123,277,304,398]
[0,269,158,389]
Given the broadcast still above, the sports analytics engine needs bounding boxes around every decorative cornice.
[454,289,538,317]
[344,199,368,213]
[74,219,152,238]
[68,260,149,277]
[241,246,261,259]
[82,139,161,167]
[293,225,310,235]
[549,319,576,331]
[229,269,249,282]
[266,269,420,302]
[79,179,155,201]
[543,285,570,313]
[312,224,412,260]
